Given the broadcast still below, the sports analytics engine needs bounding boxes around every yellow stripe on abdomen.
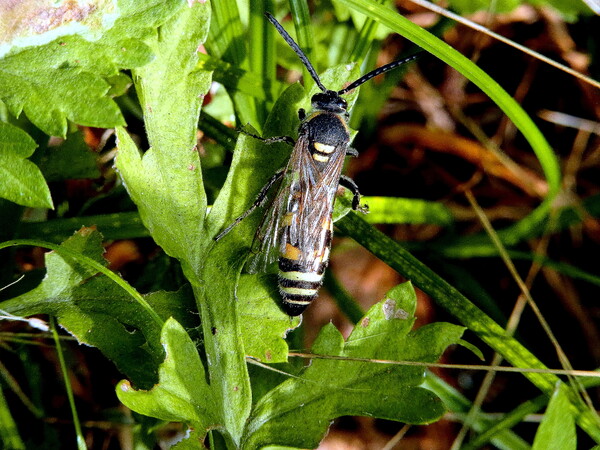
[279,271,323,282]
[279,286,319,297]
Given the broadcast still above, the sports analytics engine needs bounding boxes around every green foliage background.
[0,0,598,449]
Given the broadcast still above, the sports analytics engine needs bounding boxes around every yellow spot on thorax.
[314,142,336,154]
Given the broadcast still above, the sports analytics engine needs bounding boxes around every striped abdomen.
[278,215,333,316]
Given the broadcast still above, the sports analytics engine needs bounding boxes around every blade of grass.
[288,0,316,92]
[0,358,43,418]
[0,386,25,450]
[423,373,530,450]
[207,1,245,64]
[200,112,238,150]
[336,0,561,248]
[347,0,385,63]
[361,196,453,225]
[50,316,86,450]
[17,212,150,243]
[208,0,259,127]
[463,375,600,449]
[406,0,600,90]
[249,0,275,124]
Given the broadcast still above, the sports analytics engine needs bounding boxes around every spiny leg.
[215,169,285,241]
[339,175,366,212]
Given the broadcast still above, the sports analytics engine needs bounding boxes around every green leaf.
[241,282,465,449]
[194,87,305,445]
[0,121,52,208]
[0,229,196,389]
[208,0,260,127]
[17,211,150,243]
[116,2,252,446]
[115,0,212,273]
[117,318,218,433]
[0,0,185,137]
[198,65,364,445]
[532,382,577,450]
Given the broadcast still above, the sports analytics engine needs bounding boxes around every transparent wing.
[245,142,307,273]
[245,183,288,273]
[246,134,348,273]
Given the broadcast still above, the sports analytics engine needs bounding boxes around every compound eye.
[337,98,348,110]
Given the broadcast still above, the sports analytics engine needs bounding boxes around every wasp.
[216,12,420,316]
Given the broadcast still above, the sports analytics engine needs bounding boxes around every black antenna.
[265,12,327,92]
[338,53,422,95]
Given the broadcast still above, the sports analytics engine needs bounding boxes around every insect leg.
[214,169,285,241]
[339,175,363,211]
[237,128,296,146]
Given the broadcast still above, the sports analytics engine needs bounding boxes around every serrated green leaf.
[0,0,187,137]
[115,2,252,446]
[0,229,197,389]
[196,83,308,447]
[0,121,52,208]
[115,128,207,269]
[117,318,218,433]
[336,211,600,442]
[115,0,211,273]
[241,282,465,449]
[532,382,577,450]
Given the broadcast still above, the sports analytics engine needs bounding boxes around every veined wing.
[246,134,347,273]
[245,138,312,274]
